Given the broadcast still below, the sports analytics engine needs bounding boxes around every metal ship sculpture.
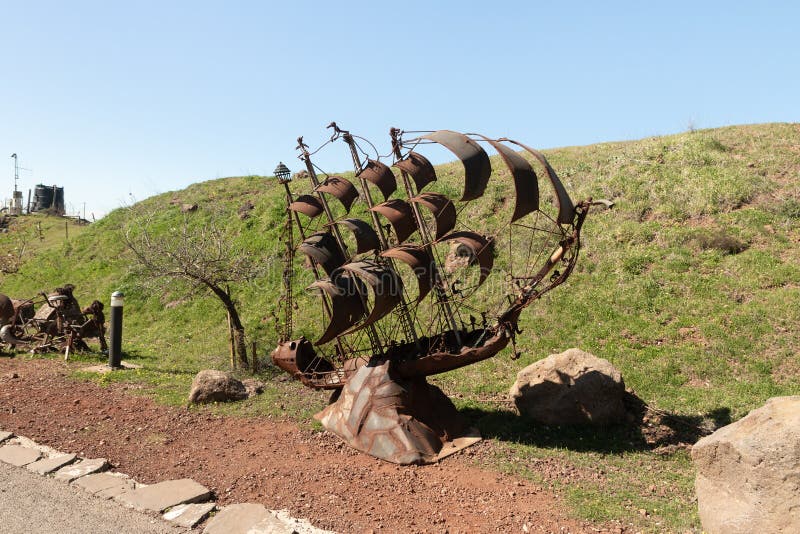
[272,123,608,464]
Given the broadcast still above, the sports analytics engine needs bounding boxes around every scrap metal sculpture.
[272,124,608,464]
[0,285,107,357]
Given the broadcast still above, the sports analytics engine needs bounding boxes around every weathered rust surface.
[359,159,397,201]
[307,277,366,346]
[502,139,576,224]
[288,194,324,218]
[381,245,434,302]
[335,218,380,254]
[1,285,106,355]
[394,151,436,192]
[371,199,417,244]
[0,295,13,326]
[341,261,404,333]
[422,130,491,201]
[410,192,456,240]
[395,328,510,378]
[316,360,479,464]
[271,338,338,386]
[298,232,345,276]
[316,176,359,213]
[482,137,540,222]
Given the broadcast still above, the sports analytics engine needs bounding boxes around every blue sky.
[1,1,798,218]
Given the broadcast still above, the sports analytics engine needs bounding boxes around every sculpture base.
[315,359,481,464]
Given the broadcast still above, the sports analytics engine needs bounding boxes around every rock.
[241,378,265,398]
[509,348,626,426]
[26,453,77,475]
[115,478,211,512]
[203,503,290,534]
[73,472,135,499]
[692,396,800,534]
[0,444,42,466]
[0,431,13,443]
[188,370,248,404]
[180,203,198,213]
[443,243,475,273]
[238,201,254,220]
[53,458,109,482]
[163,502,216,528]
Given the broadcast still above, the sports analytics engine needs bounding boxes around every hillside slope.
[2,122,798,530]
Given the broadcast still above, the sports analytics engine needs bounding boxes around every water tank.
[53,187,65,214]
[31,184,64,214]
[33,184,52,212]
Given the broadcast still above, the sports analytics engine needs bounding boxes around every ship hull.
[271,326,511,390]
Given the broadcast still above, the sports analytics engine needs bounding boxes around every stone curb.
[0,444,42,466]
[26,452,77,475]
[0,427,334,533]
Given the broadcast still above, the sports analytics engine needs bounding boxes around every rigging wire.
[297,137,334,158]
[349,134,381,162]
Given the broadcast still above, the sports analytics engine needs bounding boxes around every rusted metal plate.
[341,261,403,331]
[482,138,539,222]
[334,218,380,254]
[381,245,434,302]
[410,192,456,240]
[316,176,359,213]
[298,232,345,276]
[422,130,491,202]
[395,328,510,378]
[316,360,481,464]
[307,277,366,345]
[0,294,12,325]
[288,194,324,218]
[270,337,334,376]
[371,199,417,244]
[394,151,436,192]
[359,159,397,201]
[502,139,575,224]
[437,231,494,286]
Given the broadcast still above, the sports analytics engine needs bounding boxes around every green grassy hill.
[2,122,798,531]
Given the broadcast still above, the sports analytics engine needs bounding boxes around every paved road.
[0,461,186,534]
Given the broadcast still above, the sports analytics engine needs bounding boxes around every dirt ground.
[0,358,628,533]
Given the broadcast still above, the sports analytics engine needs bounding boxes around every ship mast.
[276,161,353,361]
[390,128,463,347]
[331,123,419,348]
[296,137,385,357]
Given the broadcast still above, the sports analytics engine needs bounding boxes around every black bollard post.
[108,291,124,369]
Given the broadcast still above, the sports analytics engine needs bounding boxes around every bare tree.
[122,205,266,368]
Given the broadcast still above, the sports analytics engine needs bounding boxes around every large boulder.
[509,348,626,426]
[691,396,800,534]
[188,370,247,404]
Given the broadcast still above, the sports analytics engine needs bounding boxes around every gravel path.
[0,461,186,534]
